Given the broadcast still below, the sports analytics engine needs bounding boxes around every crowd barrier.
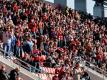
[0,47,43,72]
[85,60,107,77]
[77,57,107,79]
[1,47,107,80]
[0,47,56,80]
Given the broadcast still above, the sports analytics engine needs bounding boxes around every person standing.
[3,25,12,58]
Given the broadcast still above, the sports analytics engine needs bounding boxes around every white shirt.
[74,67,82,80]
[3,31,11,44]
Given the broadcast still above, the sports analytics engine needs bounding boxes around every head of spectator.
[16,76,23,80]
[15,67,20,72]
[0,65,6,71]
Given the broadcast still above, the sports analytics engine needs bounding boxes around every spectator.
[81,72,90,80]
[16,76,23,80]
[52,74,59,80]
[0,65,9,80]
[73,63,82,80]
[9,67,19,80]
[81,67,91,80]
[2,25,13,58]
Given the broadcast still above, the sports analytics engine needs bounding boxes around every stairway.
[0,53,42,80]
[0,46,55,80]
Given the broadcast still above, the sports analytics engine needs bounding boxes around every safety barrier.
[76,57,107,80]
[0,47,46,72]
[84,60,107,77]
[0,47,57,80]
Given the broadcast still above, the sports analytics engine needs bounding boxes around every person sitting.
[9,67,19,80]
[0,65,9,80]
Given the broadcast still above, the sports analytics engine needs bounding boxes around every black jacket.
[0,70,9,80]
[9,69,19,80]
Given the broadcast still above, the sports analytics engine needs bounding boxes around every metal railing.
[78,57,107,80]
[1,46,107,80]
[84,60,107,77]
[0,47,57,80]
[0,48,43,73]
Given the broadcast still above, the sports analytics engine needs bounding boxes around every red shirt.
[39,55,46,62]
[57,32,63,40]
[32,49,40,55]
[32,23,37,32]
[16,39,21,47]
[13,3,19,12]
[3,5,7,13]
[52,75,59,80]
[58,67,65,80]
[34,56,40,62]
[25,9,30,16]
[96,53,103,61]
[28,22,37,32]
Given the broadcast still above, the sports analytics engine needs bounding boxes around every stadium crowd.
[0,0,107,80]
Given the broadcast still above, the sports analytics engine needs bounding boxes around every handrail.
[86,61,107,77]
[80,57,107,77]
[0,47,58,75]
[0,46,107,75]
[0,48,43,73]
